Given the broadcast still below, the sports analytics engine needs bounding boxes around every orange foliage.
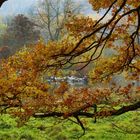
[0,0,140,127]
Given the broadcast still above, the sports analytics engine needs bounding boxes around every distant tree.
[2,14,40,50]
[0,17,7,35]
[0,46,11,59]
[35,0,83,41]
[0,17,7,46]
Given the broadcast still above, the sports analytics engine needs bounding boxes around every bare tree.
[35,0,83,41]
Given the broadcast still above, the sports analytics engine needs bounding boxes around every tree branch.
[33,101,140,118]
[0,0,7,7]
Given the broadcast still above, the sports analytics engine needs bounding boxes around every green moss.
[0,111,140,140]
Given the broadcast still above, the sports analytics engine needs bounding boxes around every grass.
[0,111,140,140]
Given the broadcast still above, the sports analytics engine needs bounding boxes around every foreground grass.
[0,111,140,140]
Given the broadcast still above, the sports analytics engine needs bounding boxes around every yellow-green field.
[0,111,140,140]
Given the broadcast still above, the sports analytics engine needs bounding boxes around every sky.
[0,0,92,16]
[0,0,110,22]
[0,0,38,16]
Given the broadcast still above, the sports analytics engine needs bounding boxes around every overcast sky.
[0,0,38,16]
[0,0,110,22]
[0,0,92,16]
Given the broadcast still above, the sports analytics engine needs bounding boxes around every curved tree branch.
[33,101,140,118]
[0,0,7,7]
